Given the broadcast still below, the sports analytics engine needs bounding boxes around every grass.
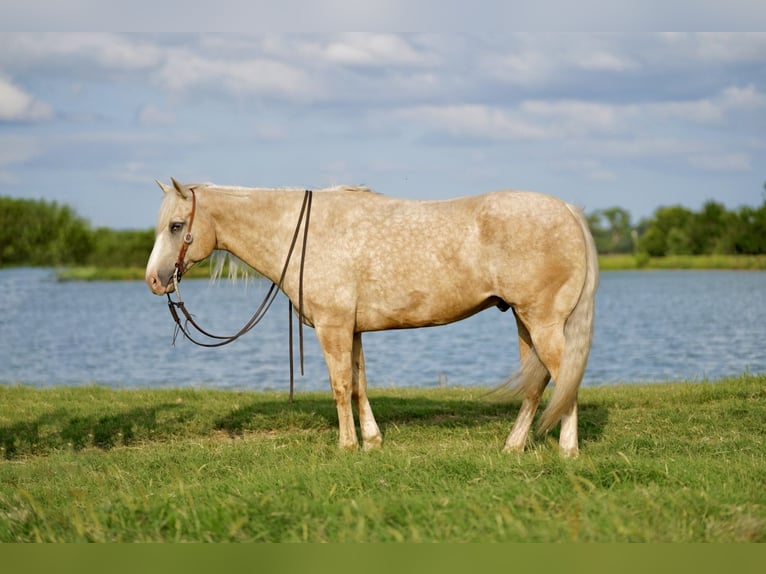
[55,265,216,282]
[599,253,766,271]
[0,375,764,542]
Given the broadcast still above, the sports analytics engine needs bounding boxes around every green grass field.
[1,375,763,542]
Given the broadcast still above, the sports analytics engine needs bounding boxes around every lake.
[1,268,765,391]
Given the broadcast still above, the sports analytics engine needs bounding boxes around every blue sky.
[1,32,765,229]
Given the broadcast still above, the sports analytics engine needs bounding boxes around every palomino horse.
[146,179,598,457]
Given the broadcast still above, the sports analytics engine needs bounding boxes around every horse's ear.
[156,179,173,194]
[171,177,191,199]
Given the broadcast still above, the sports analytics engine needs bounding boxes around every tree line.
[3,193,766,268]
[0,196,153,268]
[589,197,766,256]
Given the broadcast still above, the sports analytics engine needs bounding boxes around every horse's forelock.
[155,191,177,232]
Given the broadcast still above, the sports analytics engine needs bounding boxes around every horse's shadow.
[0,403,183,459]
[214,393,610,447]
[0,393,609,459]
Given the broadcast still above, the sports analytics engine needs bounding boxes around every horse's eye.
[170,222,184,234]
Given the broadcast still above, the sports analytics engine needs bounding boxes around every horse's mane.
[209,250,257,284]
[324,184,376,194]
[198,183,376,195]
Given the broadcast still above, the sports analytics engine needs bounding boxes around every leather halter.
[174,187,197,283]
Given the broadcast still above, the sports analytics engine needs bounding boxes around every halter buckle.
[183,232,193,244]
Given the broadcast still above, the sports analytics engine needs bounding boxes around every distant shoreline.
[45,254,766,281]
[597,253,766,271]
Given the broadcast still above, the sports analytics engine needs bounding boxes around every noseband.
[166,189,313,401]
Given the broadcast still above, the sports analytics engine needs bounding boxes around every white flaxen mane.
[208,250,257,284]
[199,182,374,195]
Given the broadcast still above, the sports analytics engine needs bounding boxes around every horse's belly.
[355,288,500,332]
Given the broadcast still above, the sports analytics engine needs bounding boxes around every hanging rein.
[166,188,313,401]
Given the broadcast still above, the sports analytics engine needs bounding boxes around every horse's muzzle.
[146,269,175,295]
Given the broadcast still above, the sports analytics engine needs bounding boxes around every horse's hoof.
[502,439,526,453]
[559,445,579,458]
[362,437,383,451]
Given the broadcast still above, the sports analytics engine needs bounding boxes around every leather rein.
[166,188,313,401]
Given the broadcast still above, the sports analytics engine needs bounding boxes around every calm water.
[1,268,765,391]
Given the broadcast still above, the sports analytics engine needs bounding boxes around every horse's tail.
[537,203,599,432]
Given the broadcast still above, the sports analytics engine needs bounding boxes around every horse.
[146,178,598,457]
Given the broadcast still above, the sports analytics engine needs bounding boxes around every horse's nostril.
[146,270,162,292]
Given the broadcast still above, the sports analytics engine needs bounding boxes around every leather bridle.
[166,189,313,401]
[173,186,197,284]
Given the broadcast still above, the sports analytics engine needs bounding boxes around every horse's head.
[146,178,216,295]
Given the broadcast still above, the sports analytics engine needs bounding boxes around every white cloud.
[0,33,318,103]
[648,99,722,124]
[480,49,554,87]
[156,49,317,101]
[395,104,548,141]
[393,82,765,146]
[644,84,766,124]
[520,100,621,135]
[574,50,637,72]
[396,98,625,143]
[0,33,162,73]
[0,76,54,121]
[320,33,427,67]
[719,84,766,110]
[479,34,639,88]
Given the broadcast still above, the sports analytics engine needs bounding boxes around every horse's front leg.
[353,333,382,450]
[316,324,358,450]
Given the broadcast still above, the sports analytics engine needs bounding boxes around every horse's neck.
[206,187,306,282]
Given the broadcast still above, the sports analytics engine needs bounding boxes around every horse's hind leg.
[526,319,580,457]
[504,314,550,452]
[559,401,578,457]
[352,333,382,450]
